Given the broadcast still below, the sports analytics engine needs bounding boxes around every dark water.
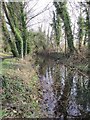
[35,57,90,119]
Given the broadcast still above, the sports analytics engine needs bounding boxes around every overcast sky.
[26,0,84,36]
[26,0,54,33]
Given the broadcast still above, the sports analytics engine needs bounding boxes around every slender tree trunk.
[20,3,27,57]
[79,38,82,51]
[2,17,19,57]
[65,32,67,55]
[64,17,75,53]
[83,31,87,45]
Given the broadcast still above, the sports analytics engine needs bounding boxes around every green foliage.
[2,59,18,71]
[28,30,47,53]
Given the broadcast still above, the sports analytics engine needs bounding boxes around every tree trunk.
[54,2,75,53]
[2,17,19,57]
[2,2,23,58]
[20,3,27,57]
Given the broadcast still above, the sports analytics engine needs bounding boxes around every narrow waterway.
[35,57,90,119]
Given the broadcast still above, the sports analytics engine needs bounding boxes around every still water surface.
[35,57,90,119]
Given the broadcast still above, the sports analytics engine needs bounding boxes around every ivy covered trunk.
[2,16,19,57]
[54,2,75,53]
[2,2,28,59]
[53,11,62,52]
[20,3,27,57]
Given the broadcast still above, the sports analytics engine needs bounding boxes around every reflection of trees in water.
[53,65,74,118]
[35,57,90,118]
[71,73,90,117]
[37,59,56,117]
[76,75,87,109]
[52,63,89,117]
[88,56,90,87]
[52,64,64,117]
[87,3,90,113]
[87,71,90,114]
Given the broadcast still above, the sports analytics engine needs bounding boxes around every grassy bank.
[1,57,42,118]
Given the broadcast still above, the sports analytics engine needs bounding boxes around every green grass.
[0,52,12,58]
[2,59,16,70]
[0,109,8,118]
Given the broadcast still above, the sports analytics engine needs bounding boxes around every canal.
[35,56,90,119]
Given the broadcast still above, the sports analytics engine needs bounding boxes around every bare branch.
[26,4,53,25]
[26,0,40,15]
[27,20,45,28]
